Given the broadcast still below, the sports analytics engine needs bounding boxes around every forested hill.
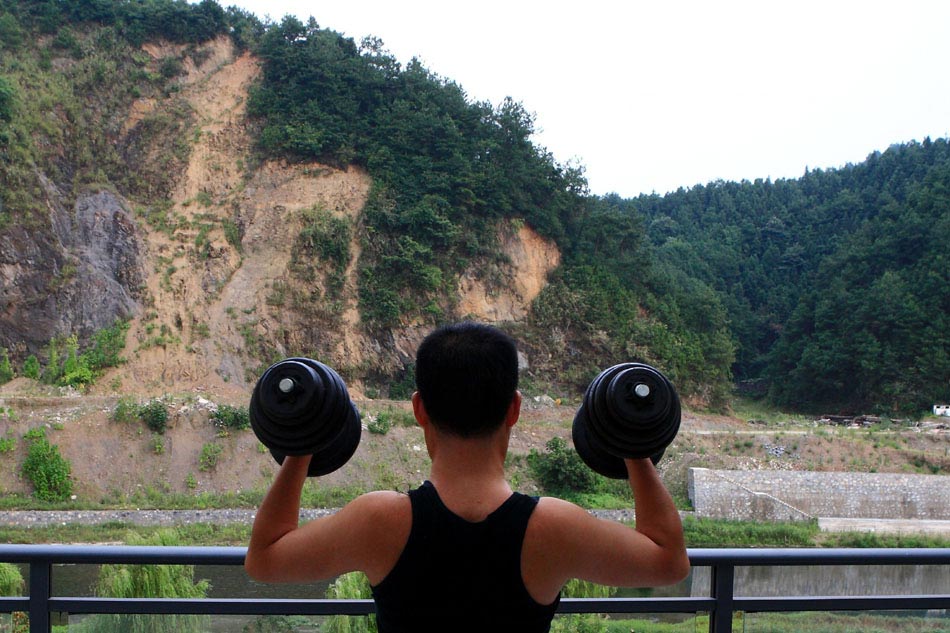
[634,139,950,414]
[0,1,946,416]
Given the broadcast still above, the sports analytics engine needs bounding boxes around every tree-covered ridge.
[246,15,736,402]
[635,139,950,413]
[247,17,582,322]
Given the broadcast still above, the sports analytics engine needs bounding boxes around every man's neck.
[426,431,513,521]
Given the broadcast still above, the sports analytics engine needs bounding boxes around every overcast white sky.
[227,0,950,198]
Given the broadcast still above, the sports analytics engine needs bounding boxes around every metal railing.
[0,544,947,632]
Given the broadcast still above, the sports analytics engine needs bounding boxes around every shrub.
[0,434,15,452]
[198,443,222,472]
[111,396,140,424]
[367,412,392,435]
[527,437,597,494]
[210,404,250,430]
[22,429,72,502]
[140,400,169,434]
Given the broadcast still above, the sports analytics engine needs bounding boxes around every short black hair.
[415,322,519,437]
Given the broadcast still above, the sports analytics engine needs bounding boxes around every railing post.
[28,560,51,633]
[709,562,735,633]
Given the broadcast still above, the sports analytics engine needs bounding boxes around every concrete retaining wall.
[688,468,950,521]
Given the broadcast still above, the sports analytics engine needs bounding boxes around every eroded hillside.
[91,37,561,399]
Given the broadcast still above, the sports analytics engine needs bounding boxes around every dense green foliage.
[21,428,72,502]
[635,139,950,414]
[1,0,229,47]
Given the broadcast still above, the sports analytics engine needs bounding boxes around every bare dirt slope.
[112,37,377,399]
[95,36,562,404]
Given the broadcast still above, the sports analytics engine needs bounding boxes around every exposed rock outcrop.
[0,188,144,353]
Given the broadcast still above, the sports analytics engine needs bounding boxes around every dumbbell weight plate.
[596,364,679,458]
[572,405,667,480]
[270,400,362,477]
[250,357,362,477]
[572,408,629,479]
[573,362,680,479]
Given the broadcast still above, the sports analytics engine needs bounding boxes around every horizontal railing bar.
[558,597,716,613]
[43,596,722,616]
[50,597,377,616]
[688,547,950,566]
[0,544,244,565]
[2,544,949,566]
[735,595,950,612]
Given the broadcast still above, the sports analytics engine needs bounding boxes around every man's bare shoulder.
[528,496,598,539]
[534,495,593,518]
[343,489,411,521]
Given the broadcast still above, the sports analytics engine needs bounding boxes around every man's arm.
[524,457,689,601]
[245,456,410,585]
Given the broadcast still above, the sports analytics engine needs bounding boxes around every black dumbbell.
[572,363,681,479]
[249,357,361,477]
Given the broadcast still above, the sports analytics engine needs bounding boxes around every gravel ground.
[0,509,334,528]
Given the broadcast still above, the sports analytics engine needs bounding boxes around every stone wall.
[688,468,950,521]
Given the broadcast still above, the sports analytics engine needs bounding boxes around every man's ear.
[411,391,430,428]
[504,390,522,429]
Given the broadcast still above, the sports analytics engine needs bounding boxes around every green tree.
[22,354,40,380]
[59,335,93,388]
[0,347,13,383]
[0,75,15,123]
[0,561,24,595]
[0,12,24,51]
[75,530,211,633]
[325,572,375,633]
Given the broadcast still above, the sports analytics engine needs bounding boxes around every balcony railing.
[0,544,947,632]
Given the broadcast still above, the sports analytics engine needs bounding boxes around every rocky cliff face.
[0,37,560,397]
[0,187,145,356]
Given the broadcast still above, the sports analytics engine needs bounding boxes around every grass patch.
[820,532,950,549]
[0,522,252,546]
[598,611,950,632]
[683,516,819,547]
[730,396,807,426]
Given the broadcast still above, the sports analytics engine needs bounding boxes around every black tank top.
[371,481,560,632]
